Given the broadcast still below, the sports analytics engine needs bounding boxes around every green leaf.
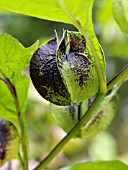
[0,33,39,78]
[59,161,128,170]
[81,100,116,138]
[0,0,92,28]
[80,85,118,138]
[112,0,128,35]
[0,0,106,91]
[0,7,11,14]
[0,75,28,131]
[0,34,39,131]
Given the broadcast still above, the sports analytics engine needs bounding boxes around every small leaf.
[112,0,128,35]
[59,161,128,170]
[80,85,118,138]
[0,119,20,167]
[0,33,39,131]
[81,99,117,138]
[0,33,39,78]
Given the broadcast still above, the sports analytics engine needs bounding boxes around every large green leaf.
[0,0,106,79]
[0,0,92,28]
[0,7,10,14]
[59,161,128,170]
[0,34,39,131]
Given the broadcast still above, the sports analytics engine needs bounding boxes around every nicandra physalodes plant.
[30,31,99,106]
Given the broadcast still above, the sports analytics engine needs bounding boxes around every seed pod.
[57,31,99,104]
[0,119,19,167]
[30,31,99,106]
[30,36,71,106]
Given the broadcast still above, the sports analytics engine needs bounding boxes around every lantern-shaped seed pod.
[0,119,19,167]
[30,34,71,106]
[30,30,99,106]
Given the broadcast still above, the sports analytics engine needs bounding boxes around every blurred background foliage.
[0,0,128,170]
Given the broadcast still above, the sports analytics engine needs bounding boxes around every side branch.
[107,64,128,91]
[0,73,28,170]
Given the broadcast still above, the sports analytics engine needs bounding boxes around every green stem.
[18,152,24,169]
[12,91,28,170]
[0,75,28,170]
[107,64,128,91]
[17,111,28,170]
[10,87,28,170]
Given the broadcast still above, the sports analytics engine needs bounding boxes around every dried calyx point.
[0,119,19,167]
[30,30,99,106]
